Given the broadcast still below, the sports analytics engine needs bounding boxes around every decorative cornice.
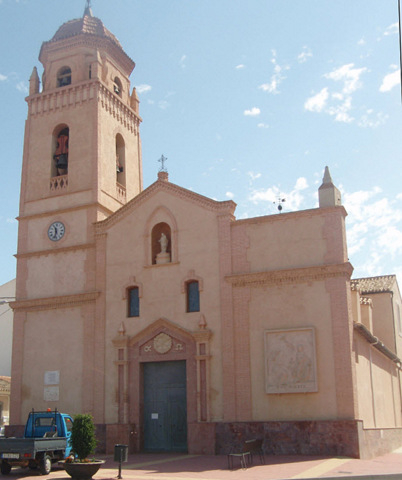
[98,84,141,134]
[16,243,95,259]
[233,205,347,228]
[27,81,97,115]
[40,34,134,75]
[95,180,236,232]
[10,291,100,312]
[27,81,141,134]
[226,262,353,288]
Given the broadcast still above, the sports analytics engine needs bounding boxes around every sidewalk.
[4,449,402,480]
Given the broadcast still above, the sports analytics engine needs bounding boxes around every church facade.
[9,6,402,459]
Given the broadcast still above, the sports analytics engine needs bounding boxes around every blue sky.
[0,0,402,286]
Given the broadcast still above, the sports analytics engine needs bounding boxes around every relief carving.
[140,332,187,356]
[264,327,318,394]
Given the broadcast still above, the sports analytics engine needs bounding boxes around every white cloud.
[244,107,260,117]
[226,191,234,199]
[250,186,280,204]
[342,187,402,276]
[304,88,329,112]
[295,177,308,190]
[158,100,169,109]
[379,69,400,92]
[247,171,261,181]
[249,177,309,212]
[136,84,152,94]
[324,63,367,95]
[297,46,312,64]
[258,50,289,94]
[179,55,186,69]
[0,74,7,81]
[358,110,388,128]
[304,64,378,126]
[384,22,398,36]
[16,81,28,93]
[257,123,269,129]
[235,64,245,70]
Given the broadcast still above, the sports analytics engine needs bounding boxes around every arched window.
[113,77,122,96]
[186,281,200,312]
[57,67,71,87]
[53,127,69,176]
[127,287,140,317]
[116,134,125,186]
[151,222,171,265]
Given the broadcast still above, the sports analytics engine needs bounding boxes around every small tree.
[71,414,97,462]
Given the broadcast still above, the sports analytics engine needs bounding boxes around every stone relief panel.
[264,327,318,394]
[140,332,187,356]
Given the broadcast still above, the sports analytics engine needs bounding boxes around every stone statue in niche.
[159,233,168,253]
[156,233,170,264]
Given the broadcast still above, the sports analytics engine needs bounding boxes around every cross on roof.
[158,154,168,172]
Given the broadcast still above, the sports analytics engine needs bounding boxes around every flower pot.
[59,460,105,480]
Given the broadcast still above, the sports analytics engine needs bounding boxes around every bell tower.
[11,6,142,423]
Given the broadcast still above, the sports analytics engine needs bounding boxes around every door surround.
[113,317,211,452]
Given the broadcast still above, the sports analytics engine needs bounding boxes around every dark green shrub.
[71,414,97,461]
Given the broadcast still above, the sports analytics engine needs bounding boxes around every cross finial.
[84,0,93,16]
[158,154,168,172]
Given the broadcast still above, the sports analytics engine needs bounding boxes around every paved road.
[2,451,402,480]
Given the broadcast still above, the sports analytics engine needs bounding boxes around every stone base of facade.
[215,421,402,459]
[357,424,402,459]
[8,421,401,459]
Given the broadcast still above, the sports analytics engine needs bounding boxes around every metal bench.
[227,438,265,470]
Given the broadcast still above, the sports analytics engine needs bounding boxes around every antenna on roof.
[273,197,286,213]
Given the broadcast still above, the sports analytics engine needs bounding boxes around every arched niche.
[151,222,171,265]
[144,206,178,265]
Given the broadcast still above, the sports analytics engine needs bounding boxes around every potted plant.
[60,414,104,480]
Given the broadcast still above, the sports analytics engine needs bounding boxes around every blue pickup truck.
[0,410,73,475]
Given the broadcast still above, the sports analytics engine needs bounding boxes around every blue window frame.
[187,281,200,312]
[128,287,140,317]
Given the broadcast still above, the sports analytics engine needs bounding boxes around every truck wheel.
[0,462,12,475]
[39,455,52,475]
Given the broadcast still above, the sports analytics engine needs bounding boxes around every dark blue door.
[143,361,187,452]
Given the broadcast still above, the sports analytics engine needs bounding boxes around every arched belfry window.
[116,134,125,186]
[151,222,171,265]
[57,67,71,88]
[113,77,122,96]
[53,127,69,176]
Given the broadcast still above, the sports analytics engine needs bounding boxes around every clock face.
[48,221,65,242]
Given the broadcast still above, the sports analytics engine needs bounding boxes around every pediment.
[95,179,236,233]
[128,317,195,349]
